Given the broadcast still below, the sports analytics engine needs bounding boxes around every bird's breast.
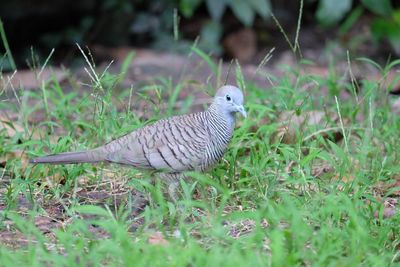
[201,115,233,170]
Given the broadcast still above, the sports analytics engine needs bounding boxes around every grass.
[0,46,400,266]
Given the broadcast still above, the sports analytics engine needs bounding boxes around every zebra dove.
[30,85,246,197]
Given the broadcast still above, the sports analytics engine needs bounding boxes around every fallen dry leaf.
[374,175,400,197]
[279,160,334,184]
[35,215,61,233]
[302,65,400,94]
[148,232,169,245]
[311,163,334,178]
[1,114,63,181]
[274,110,343,144]
[0,151,66,184]
[0,114,53,141]
[331,158,360,191]
[385,180,400,197]
[0,150,30,170]
[224,218,269,239]
[0,115,24,137]
[374,198,398,219]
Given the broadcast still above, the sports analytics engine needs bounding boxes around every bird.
[30,85,246,199]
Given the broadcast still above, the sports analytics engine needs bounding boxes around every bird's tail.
[29,149,104,165]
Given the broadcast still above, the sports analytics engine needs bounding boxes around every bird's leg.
[127,189,149,217]
[167,181,180,203]
[157,172,190,203]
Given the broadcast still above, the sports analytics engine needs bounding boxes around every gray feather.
[29,85,246,178]
[29,149,104,164]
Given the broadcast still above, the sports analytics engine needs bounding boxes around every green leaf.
[316,0,353,26]
[0,19,16,70]
[180,0,202,18]
[206,0,227,21]
[167,83,185,116]
[339,6,363,35]
[393,9,400,24]
[230,0,255,26]
[198,20,223,54]
[388,35,400,54]
[73,205,111,217]
[248,0,271,18]
[371,18,400,40]
[120,51,135,75]
[192,46,219,74]
[235,61,245,90]
[386,58,400,70]
[361,0,392,16]
[371,18,400,53]
[355,57,383,71]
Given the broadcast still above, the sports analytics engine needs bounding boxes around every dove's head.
[213,85,247,118]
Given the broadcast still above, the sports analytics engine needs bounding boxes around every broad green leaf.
[339,6,363,34]
[316,0,352,26]
[180,0,202,17]
[248,0,271,18]
[198,20,223,54]
[73,205,111,217]
[394,9,400,24]
[388,35,400,54]
[371,18,400,40]
[361,0,392,16]
[230,0,255,26]
[206,0,227,21]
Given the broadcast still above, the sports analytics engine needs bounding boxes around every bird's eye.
[226,95,232,101]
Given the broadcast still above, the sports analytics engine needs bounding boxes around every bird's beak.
[236,105,247,118]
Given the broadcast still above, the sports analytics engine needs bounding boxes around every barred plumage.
[30,85,246,187]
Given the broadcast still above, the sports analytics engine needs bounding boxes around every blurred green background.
[0,0,399,69]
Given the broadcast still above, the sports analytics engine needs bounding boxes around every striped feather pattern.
[103,105,232,173]
[30,85,245,182]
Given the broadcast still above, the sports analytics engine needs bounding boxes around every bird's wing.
[104,115,208,172]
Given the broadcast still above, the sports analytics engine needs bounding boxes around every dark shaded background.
[1,0,399,69]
